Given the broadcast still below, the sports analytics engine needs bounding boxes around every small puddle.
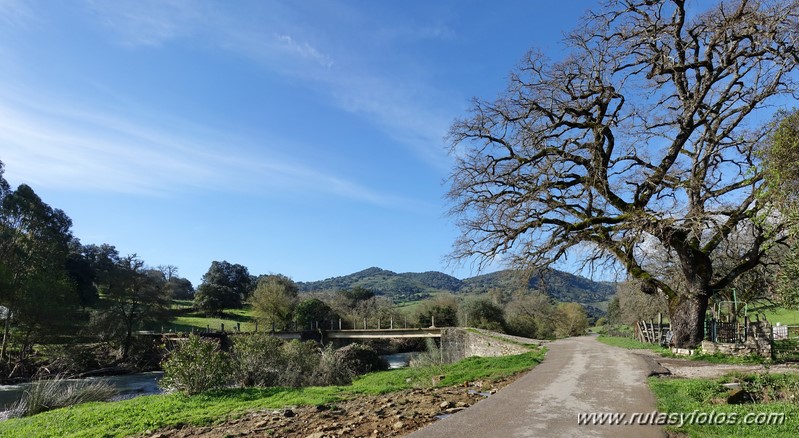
[467,389,491,398]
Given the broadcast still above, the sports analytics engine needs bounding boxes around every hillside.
[297,267,614,314]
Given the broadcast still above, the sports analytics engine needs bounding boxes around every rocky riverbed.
[144,376,518,438]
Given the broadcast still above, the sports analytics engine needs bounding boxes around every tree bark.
[668,293,709,348]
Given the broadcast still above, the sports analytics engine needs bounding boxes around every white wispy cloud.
[81,0,455,169]
[276,34,334,69]
[0,89,414,208]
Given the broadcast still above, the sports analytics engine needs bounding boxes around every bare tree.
[447,0,799,347]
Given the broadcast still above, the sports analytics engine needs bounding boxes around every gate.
[705,319,747,344]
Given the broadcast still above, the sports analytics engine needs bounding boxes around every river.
[0,372,164,411]
[380,351,417,369]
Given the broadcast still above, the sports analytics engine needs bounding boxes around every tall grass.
[7,376,118,418]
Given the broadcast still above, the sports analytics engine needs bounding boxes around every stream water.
[380,351,418,369]
[0,371,164,411]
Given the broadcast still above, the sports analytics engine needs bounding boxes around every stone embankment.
[440,328,546,360]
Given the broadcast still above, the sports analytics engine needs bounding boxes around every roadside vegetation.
[650,373,799,437]
[0,347,545,437]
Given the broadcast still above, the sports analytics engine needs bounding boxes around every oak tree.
[447,0,799,347]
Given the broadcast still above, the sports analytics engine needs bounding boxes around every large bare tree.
[447,0,799,347]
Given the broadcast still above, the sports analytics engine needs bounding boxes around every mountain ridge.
[296,267,615,314]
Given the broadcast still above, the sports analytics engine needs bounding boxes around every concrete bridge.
[270,327,442,342]
[152,327,442,344]
[327,328,441,339]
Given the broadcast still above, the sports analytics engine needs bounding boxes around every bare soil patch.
[143,376,519,438]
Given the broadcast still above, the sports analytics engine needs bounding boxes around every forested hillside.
[297,267,614,312]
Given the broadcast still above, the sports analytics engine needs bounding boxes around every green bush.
[7,375,118,418]
[231,333,284,387]
[335,343,389,375]
[160,334,233,395]
[278,340,320,387]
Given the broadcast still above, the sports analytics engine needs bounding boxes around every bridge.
[152,327,443,344]
[326,328,441,339]
[270,327,442,341]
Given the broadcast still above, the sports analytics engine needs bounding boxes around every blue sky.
[0,0,599,286]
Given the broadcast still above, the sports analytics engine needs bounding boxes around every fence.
[634,315,670,345]
[772,325,799,362]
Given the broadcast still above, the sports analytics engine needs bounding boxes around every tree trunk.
[1,313,9,362]
[668,294,709,348]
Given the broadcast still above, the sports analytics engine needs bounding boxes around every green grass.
[0,349,545,438]
[162,307,257,333]
[596,335,672,354]
[650,374,799,437]
[751,306,799,326]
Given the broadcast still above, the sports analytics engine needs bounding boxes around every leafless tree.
[447,0,799,347]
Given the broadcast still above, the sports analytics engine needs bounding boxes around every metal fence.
[772,325,799,362]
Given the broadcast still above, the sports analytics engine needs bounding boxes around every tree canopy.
[193,261,253,315]
[447,0,799,347]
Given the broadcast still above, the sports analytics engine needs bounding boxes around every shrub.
[336,343,389,375]
[231,333,284,387]
[160,334,233,395]
[7,375,118,418]
[458,297,505,332]
[313,345,353,386]
[278,340,320,387]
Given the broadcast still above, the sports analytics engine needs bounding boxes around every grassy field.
[750,306,799,326]
[0,349,546,438]
[650,374,799,437]
[159,307,258,333]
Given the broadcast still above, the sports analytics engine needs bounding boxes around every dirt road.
[407,335,665,438]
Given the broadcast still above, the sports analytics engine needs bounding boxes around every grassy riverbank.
[0,349,545,437]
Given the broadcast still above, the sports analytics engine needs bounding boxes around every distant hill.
[297,267,614,315]
[296,267,461,302]
[461,269,615,304]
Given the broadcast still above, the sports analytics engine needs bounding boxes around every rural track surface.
[407,335,665,438]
